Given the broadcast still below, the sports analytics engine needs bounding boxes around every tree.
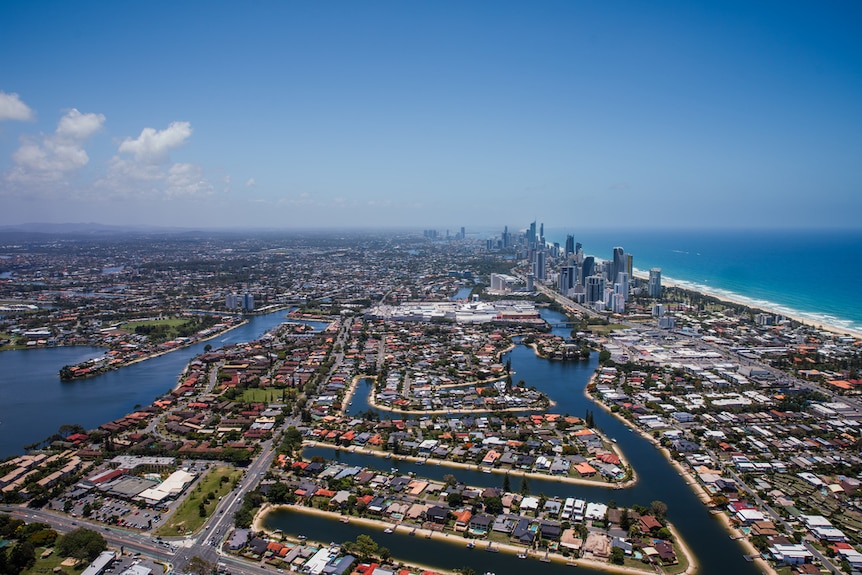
[8,541,36,572]
[447,492,464,508]
[650,500,668,519]
[353,534,379,560]
[519,476,530,495]
[56,528,107,562]
[610,546,625,565]
[483,496,503,516]
[502,473,511,493]
[186,556,215,575]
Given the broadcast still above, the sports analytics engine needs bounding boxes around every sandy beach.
[253,502,693,575]
[633,271,862,340]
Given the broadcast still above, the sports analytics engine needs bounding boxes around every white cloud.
[0,91,33,121]
[165,163,213,197]
[245,177,256,187]
[95,121,212,200]
[118,121,191,163]
[5,108,105,185]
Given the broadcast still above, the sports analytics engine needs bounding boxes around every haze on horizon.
[0,1,860,231]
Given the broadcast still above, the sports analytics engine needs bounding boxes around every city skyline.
[1,1,861,230]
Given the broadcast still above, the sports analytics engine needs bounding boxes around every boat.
[297,535,307,541]
[384,528,393,534]
[517,553,527,559]
[466,541,475,549]
[339,517,350,524]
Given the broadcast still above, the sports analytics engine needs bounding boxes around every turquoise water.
[546,228,862,334]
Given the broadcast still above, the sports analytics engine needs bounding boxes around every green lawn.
[155,466,243,536]
[241,388,287,403]
[586,323,630,335]
[121,317,188,331]
[22,547,84,575]
[0,332,28,350]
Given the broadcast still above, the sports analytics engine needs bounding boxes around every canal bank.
[256,503,697,575]
[0,309,328,458]
[263,309,762,575]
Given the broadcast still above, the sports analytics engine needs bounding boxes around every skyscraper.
[226,293,238,310]
[648,268,662,298]
[565,235,575,256]
[615,272,629,302]
[586,275,605,303]
[533,250,546,280]
[580,256,595,286]
[242,293,255,311]
[611,247,625,285]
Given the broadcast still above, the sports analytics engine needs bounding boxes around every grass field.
[121,317,188,331]
[155,466,243,536]
[585,323,630,335]
[241,388,288,403]
[22,547,85,575]
[0,332,28,350]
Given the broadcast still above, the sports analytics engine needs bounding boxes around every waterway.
[0,309,328,458]
[267,309,760,575]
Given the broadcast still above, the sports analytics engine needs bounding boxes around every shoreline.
[303,439,635,489]
[583,375,777,575]
[56,316,250,381]
[254,502,693,575]
[634,271,862,340]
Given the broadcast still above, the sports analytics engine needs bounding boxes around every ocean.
[543,227,862,335]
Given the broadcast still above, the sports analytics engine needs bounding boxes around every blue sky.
[0,1,860,230]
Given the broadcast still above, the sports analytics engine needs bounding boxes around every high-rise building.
[242,293,255,312]
[580,256,595,286]
[225,293,238,310]
[611,247,625,285]
[564,265,576,291]
[648,268,662,298]
[529,221,537,246]
[565,235,575,256]
[615,272,629,302]
[586,275,605,303]
[460,226,466,239]
[533,250,546,280]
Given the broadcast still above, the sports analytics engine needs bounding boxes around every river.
[266,309,760,575]
[0,309,328,459]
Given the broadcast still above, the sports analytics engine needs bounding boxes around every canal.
[267,309,759,575]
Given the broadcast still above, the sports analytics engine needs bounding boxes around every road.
[0,318,358,574]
